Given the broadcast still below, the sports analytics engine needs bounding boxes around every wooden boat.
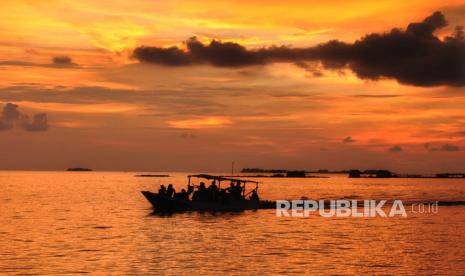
[141,174,275,212]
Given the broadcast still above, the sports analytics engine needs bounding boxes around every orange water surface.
[1,171,465,275]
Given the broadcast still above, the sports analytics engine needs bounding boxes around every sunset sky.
[0,0,464,173]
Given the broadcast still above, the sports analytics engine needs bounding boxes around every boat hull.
[141,191,275,212]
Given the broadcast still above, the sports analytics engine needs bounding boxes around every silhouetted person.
[227,182,235,200]
[174,188,189,201]
[218,188,228,204]
[192,191,198,201]
[158,185,167,196]
[208,181,219,201]
[235,182,243,199]
[187,183,194,195]
[191,183,199,201]
[185,183,194,200]
[180,188,189,201]
[166,184,175,198]
[196,182,208,202]
[250,189,259,201]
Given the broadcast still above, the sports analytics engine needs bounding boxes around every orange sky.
[0,0,464,173]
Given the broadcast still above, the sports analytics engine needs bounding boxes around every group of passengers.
[157,180,259,202]
[157,184,190,201]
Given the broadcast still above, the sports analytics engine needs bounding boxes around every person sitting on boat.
[181,188,189,201]
[195,182,208,202]
[250,189,259,201]
[187,183,194,197]
[226,182,235,199]
[158,184,167,196]
[235,182,243,200]
[166,184,175,198]
[207,181,219,201]
[192,185,198,201]
[218,188,228,204]
[174,188,189,201]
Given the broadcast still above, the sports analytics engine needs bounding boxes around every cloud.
[0,56,78,68]
[0,103,20,130]
[133,46,192,66]
[134,37,265,67]
[342,136,356,143]
[293,61,324,77]
[425,143,460,152]
[22,113,49,131]
[52,56,76,67]
[388,145,403,152]
[441,144,460,151]
[133,11,465,87]
[3,103,21,121]
[0,103,49,132]
[353,94,401,98]
[0,85,229,118]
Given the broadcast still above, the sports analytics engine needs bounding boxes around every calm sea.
[1,171,465,275]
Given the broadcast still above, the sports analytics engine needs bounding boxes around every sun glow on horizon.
[0,0,464,172]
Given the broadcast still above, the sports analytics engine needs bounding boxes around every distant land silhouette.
[241,168,349,174]
[135,174,170,177]
[66,167,93,171]
[241,168,465,179]
[238,169,330,178]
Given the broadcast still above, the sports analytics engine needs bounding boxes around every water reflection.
[1,171,465,275]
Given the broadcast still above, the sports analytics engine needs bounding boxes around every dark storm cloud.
[134,37,266,67]
[133,11,465,87]
[0,103,49,132]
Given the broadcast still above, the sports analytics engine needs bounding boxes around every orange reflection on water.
[1,171,465,274]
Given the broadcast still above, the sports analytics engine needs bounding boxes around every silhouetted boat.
[141,174,275,212]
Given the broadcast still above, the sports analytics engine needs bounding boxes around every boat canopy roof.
[188,174,259,184]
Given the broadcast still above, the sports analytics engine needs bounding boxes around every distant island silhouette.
[241,168,349,174]
[242,168,465,179]
[135,174,170,177]
[238,169,327,178]
[349,169,465,179]
[66,168,93,171]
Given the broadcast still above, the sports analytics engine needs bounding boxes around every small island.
[238,168,328,178]
[348,169,465,178]
[135,174,170,177]
[66,168,93,172]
